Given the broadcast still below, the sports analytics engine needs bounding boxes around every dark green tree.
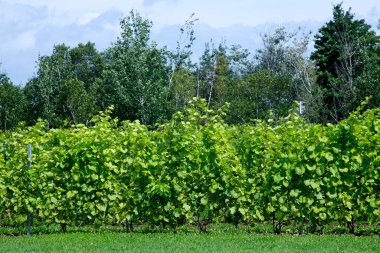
[69,42,103,90]
[0,74,26,131]
[311,3,380,123]
[227,71,294,123]
[167,67,197,114]
[24,43,102,127]
[24,44,74,127]
[60,79,97,126]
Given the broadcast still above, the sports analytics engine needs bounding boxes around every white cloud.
[3,0,379,28]
[0,0,379,84]
[77,13,102,26]
[9,31,36,51]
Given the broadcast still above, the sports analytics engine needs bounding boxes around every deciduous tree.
[0,74,26,131]
[255,27,323,122]
[227,71,294,123]
[24,43,102,127]
[100,10,170,125]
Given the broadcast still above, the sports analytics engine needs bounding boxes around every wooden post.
[27,144,32,236]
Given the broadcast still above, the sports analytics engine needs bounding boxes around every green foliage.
[1,99,380,234]
[196,42,232,109]
[233,104,380,232]
[1,7,379,129]
[311,3,380,123]
[154,98,245,227]
[24,43,102,127]
[254,27,322,124]
[99,10,170,125]
[0,75,27,131]
[61,79,98,125]
[227,71,294,123]
[167,67,197,114]
[69,42,104,89]
[24,44,75,127]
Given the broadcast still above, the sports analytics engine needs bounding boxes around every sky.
[0,0,379,85]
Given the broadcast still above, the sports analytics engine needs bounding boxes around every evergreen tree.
[311,3,380,123]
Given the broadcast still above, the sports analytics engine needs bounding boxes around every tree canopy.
[1,4,379,130]
[311,3,380,123]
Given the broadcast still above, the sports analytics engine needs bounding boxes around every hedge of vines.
[0,98,379,233]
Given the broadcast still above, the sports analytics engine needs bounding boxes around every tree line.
[1,3,379,130]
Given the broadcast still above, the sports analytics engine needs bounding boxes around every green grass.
[0,223,379,252]
[1,232,379,253]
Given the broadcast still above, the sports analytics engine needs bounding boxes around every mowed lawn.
[1,233,379,253]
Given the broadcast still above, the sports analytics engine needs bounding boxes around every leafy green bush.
[1,98,379,233]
